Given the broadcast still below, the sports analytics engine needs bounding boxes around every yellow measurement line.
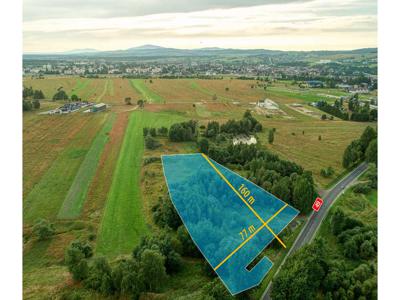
[201,154,289,269]
[214,203,288,270]
[201,154,266,224]
[214,222,266,270]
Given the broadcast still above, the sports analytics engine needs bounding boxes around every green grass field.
[57,113,116,219]
[23,114,107,224]
[130,79,165,103]
[96,111,186,256]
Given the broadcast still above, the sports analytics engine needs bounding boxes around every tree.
[205,121,220,138]
[321,114,327,120]
[271,177,291,203]
[292,174,316,213]
[268,129,274,144]
[330,208,363,236]
[202,278,232,300]
[65,241,92,281]
[149,128,157,137]
[169,121,197,142]
[145,136,160,150]
[320,166,334,178]
[360,240,375,259]
[199,138,209,154]
[359,126,377,154]
[137,99,144,108]
[124,97,132,105]
[52,90,68,101]
[342,140,362,169]
[85,257,114,295]
[71,94,79,101]
[23,100,32,111]
[33,89,45,100]
[140,249,167,291]
[23,86,33,99]
[157,126,168,136]
[365,139,377,165]
[271,239,328,300]
[177,225,201,257]
[69,240,93,258]
[32,99,40,109]
[32,219,55,241]
[152,196,182,230]
[112,259,143,297]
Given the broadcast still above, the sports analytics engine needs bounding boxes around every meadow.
[23,113,107,224]
[95,111,187,256]
[57,113,116,219]
[22,76,376,299]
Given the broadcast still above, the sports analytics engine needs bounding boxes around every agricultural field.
[23,77,78,99]
[104,78,142,105]
[96,111,188,256]
[129,79,165,103]
[23,113,108,224]
[139,78,210,102]
[23,76,376,299]
[192,79,266,103]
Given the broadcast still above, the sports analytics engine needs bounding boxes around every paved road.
[261,162,368,300]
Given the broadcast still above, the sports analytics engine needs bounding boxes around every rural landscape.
[22,46,378,300]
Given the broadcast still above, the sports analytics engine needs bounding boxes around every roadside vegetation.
[271,128,377,300]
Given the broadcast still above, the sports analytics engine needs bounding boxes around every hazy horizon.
[23,44,377,55]
[23,0,377,53]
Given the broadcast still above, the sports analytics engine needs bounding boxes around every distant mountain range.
[23,44,377,59]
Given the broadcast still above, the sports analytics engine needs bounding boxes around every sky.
[23,0,377,53]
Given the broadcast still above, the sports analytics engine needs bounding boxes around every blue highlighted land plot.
[161,153,299,295]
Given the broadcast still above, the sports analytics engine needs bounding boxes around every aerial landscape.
[22,1,378,299]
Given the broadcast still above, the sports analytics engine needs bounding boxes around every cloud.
[23,0,377,52]
[23,0,312,21]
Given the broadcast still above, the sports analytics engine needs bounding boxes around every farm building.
[90,103,107,112]
[256,99,279,110]
[233,135,257,146]
[306,80,324,88]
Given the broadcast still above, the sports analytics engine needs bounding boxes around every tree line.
[342,126,377,169]
[22,86,44,111]
[348,94,377,122]
[316,100,349,120]
[206,143,317,214]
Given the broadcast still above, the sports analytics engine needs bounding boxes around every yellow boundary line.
[201,154,288,270]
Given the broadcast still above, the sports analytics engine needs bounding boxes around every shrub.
[352,183,371,194]
[32,219,55,241]
[145,136,161,150]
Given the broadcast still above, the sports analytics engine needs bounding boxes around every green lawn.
[96,111,186,256]
[23,114,107,224]
[57,113,116,219]
[130,79,165,103]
